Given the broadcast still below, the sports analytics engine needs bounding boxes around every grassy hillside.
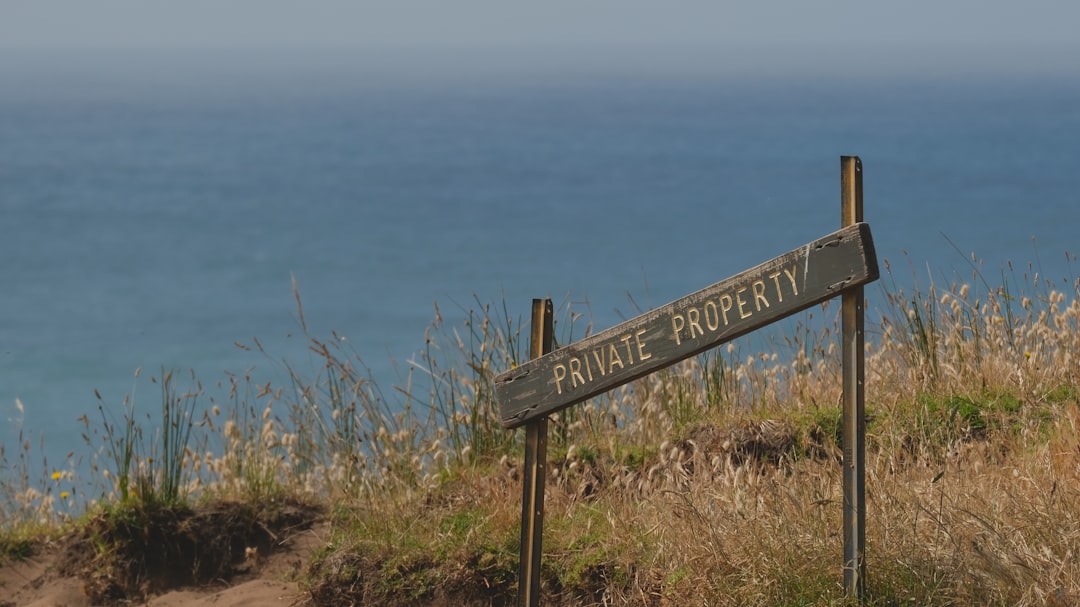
[3,259,1080,606]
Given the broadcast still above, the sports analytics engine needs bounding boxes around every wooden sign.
[496,222,879,429]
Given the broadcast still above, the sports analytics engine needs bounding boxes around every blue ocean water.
[2,54,1079,476]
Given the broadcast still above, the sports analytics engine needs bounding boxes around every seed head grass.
[3,255,1080,605]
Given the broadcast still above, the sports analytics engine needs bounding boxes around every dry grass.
[3,256,1080,605]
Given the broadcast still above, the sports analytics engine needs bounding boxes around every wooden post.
[841,156,867,599]
[518,298,553,607]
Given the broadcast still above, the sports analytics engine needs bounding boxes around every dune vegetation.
[3,255,1080,606]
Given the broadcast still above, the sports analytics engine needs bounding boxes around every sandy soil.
[0,522,328,607]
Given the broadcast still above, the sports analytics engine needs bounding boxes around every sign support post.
[841,156,867,599]
[518,298,553,607]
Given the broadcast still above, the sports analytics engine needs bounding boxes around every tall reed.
[82,368,200,507]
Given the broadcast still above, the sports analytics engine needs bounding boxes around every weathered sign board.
[496,222,879,429]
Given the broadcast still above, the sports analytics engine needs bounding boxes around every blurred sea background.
[2,49,1078,478]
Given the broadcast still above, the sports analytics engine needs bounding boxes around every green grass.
[4,256,1080,605]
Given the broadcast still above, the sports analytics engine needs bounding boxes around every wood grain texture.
[496,222,879,428]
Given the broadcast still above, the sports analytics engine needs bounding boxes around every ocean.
[2,53,1079,480]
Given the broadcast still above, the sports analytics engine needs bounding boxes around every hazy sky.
[3,1,1078,76]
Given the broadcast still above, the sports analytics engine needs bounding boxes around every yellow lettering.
[736,287,752,319]
[752,279,769,311]
[769,271,784,303]
[608,343,625,372]
[687,307,703,339]
[569,358,585,388]
[584,349,594,382]
[553,364,567,395]
[720,294,733,325]
[672,313,685,346]
[635,328,652,361]
[784,265,799,296]
[591,349,606,378]
[704,300,720,331]
[620,334,634,363]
